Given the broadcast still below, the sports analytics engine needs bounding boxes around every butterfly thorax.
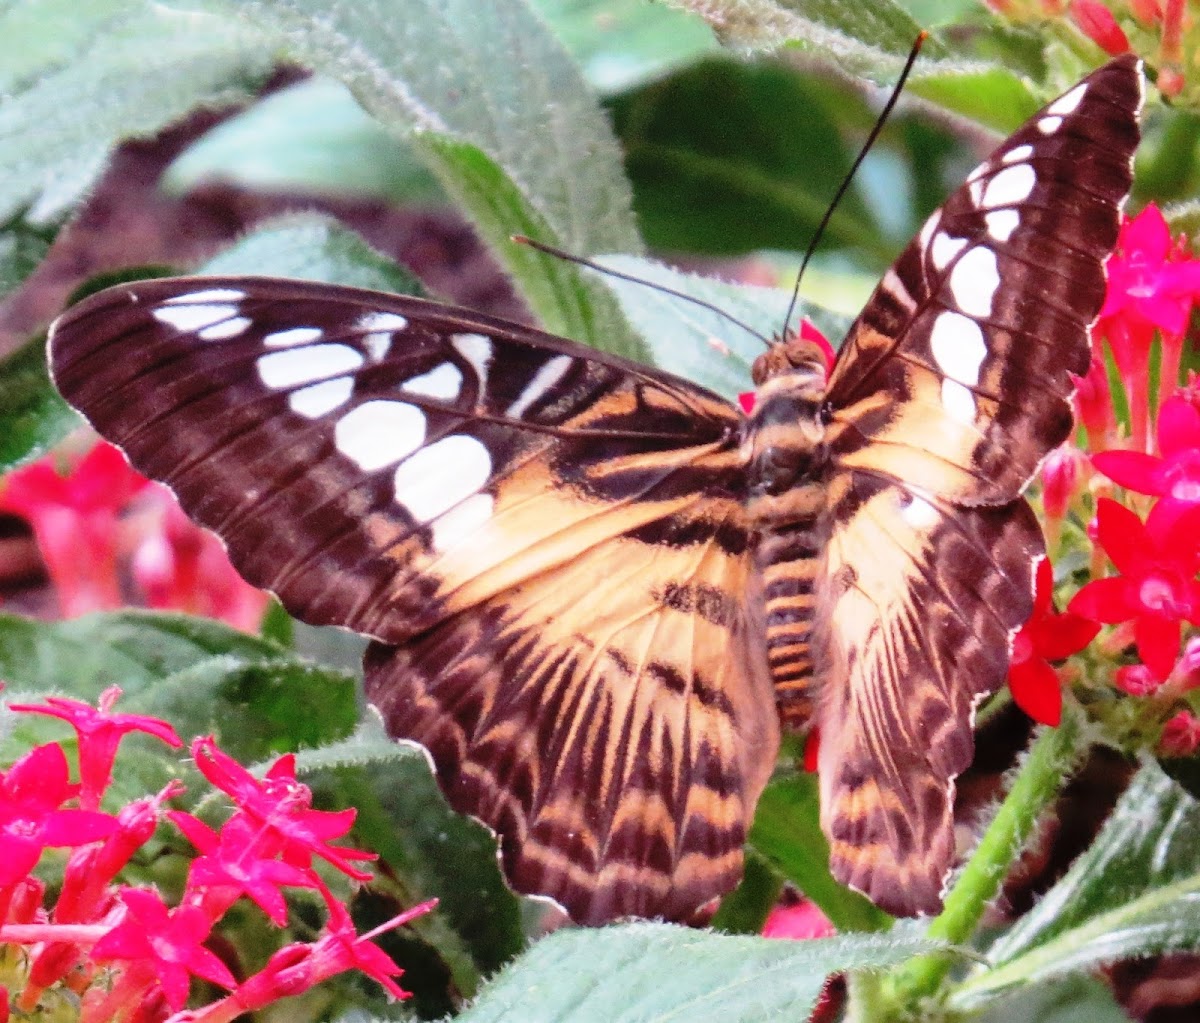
[745,337,831,728]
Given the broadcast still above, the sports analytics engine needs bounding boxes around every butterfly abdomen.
[744,347,833,728]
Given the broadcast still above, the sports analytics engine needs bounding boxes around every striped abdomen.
[744,339,830,730]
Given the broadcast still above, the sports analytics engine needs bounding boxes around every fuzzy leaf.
[0,1,274,222]
[219,0,644,354]
[951,762,1200,1009]
[456,922,941,1022]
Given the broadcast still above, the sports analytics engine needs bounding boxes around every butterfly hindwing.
[49,276,780,923]
[810,56,1142,914]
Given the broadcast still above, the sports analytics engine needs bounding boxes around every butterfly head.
[751,335,829,388]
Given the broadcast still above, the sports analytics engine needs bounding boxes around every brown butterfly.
[48,56,1141,922]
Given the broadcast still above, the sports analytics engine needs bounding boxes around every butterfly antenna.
[780,31,929,340]
[511,234,774,348]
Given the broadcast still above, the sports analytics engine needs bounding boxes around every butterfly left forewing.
[810,56,1142,915]
[49,275,779,924]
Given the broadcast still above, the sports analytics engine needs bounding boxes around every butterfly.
[48,56,1142,923]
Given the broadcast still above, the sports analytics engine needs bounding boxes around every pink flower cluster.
[0,686,430,1022]
[1024,205,1200,754]
[0,442,268,630]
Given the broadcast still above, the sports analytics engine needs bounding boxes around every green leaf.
[0,333,78,472]
[711,849,784,935]
[950,762,1200,1010]
[609,59,888,259]
[199,215,424,295]
[750,773,892,933]
[218,0,644,353]
[532,0,720,94]
[973,974,1135,1023]
[661,0,939,72]
[908,65,1040,134]
[302,720,524,992]
[0,1,275,222]
[591,254,853,400]
[458,922,939,1022]
[163,78,443,203]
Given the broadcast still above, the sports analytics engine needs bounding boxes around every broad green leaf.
[200,216,424,295]
[661,0,940,72]
[0,2,275,222]
[908,65,1040,134]
[456,922,941,1022]
[750,773,892,933]
[0,328,77,472]
[950,762,1200,1010]
[591,254,854,400]
[609,59,889,259]
[302,720,524,994]
[164,78,443,203]
[532,0,720,93]
[215,0,644,354]
[973,974,1134,1023]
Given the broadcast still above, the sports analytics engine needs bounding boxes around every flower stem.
[883,704,1083,1010]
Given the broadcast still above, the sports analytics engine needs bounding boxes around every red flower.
[1069,499,1200,680]
[1095,204,1200,448]
[170,812,318,926]
[1008,559,1101,726]
[1069,0,1130,53]
[191,739,375,881]
[762,899,835,939]
[0,442,150,616]
[90,887,236,1012]
[1092,394,1200,504]
[0,744,116,887]
[1160,710,1200,756]
[10,687,182,810]
[1073,350,1116,451]
[130,489,268,632]
[1041,444,1087,520]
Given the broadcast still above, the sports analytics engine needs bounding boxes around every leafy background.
[1,0,1199,1020]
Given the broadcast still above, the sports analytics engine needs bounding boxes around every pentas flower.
[1069,0,1131,54]
[0,442,150,616]
[1008,559,1101,726]
[191,738,376,880]
[1069,498,1200,680]
[130,489,269,633]
[90,887,237,1012]
[10,686,182,810]
[1160,710,1200,756]
[1094,204,1200,449]
[1092,393,1200,506]
[762,899,835,939]
[0,743,117,888]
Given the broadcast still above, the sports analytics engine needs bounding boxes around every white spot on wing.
[986,209,1020,242]
[983,163,1036,208]
[1048,82,1087,115]
[881,268,916,311]
[359,312,408,332]
[153,304,239,332]
[506,355,573,417]
[452,333,493,394]
[1002,144,1033,165]
[198,317,251,341]
[335,400,426,471]
[393,434,491,522]
[929,311,987,385]
[931,233,968,271]
[949,246,1000,317]
[941,379,977,423]
[163,288,246,304]
[917,210,941,252]
[289,376,354,418]
[899,492,940,529]
[1038,115,1062,134]
[431,493,494,552]
[363,333,392,362]
[402,363,463,401]
[257,344,364,389]
[265,327,323,348]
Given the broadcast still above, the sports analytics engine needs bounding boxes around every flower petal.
[1069,576,1138,623]
[1135,614,1182,681]
[1008,657,1062,726]
[1091,450,1166,496]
